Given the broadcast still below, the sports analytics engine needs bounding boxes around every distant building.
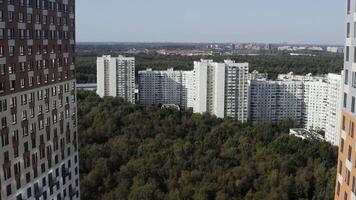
[289,128,324,141]
[251,73,342,145]
[249,80,304,123]
[193,59,249,121]
[265,43,272,50]
[250,70,268,80]
[327,47,343,53]
[96,55,135,103]
[138,68,193,108]
[77,83,97,91]
[307,46,324,51]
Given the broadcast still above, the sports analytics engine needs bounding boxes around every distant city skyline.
[77,0,345,45]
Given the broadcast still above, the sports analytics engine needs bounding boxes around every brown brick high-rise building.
[0,0,80,199]
[335,0,356,199]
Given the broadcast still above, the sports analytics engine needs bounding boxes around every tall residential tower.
[96,55,135,103]
[0,0,80,199]
[193,59,249,121]
[335,0,356,199]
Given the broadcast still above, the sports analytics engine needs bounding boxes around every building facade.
[335,0,356,198]
[224,60,250,121]
[138,68,185,107]
[250,73,342,146]
[0,0,80,200]
[249,80,304,123]
[96,55,135,103]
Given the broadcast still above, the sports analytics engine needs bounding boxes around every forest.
[78,90,338,200]
[76,54,343,83]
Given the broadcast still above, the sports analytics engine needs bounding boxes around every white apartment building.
[96,55,135,103]
[138,68,191,108]
[193,59,249,121]
[224,60,250,121]
[303,79,329,130]
[249,80,304,123]
[251,73,342,145]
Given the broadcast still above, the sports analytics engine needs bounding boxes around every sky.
[76,0,345,45]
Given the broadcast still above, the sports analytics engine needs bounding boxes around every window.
[348,0,351,14]
[346,46,350,62]
[0,64,5,75]
[351,122,355,138]
[7,28,14,40]
[352,71,356,88]
[27,187,32,198]
[339,160,343,174]
[346,169,351,185]
[1,131,9,146]
[1,117,7,128]
[0,28,4,40]
[20,46,25,55]
[0,82,4,93]
[344,93,348,108]
[344,192,348,200]
[352,97,355,113]
[6,184,11,196]
[9,46,14,56]
[4,168,11,180]
[346,69,349,84]
[0,99,7,112]
[347,23,351,38]
[0,10,3,21]
[10,80,15,90]
[348,145,353,161]
[341,138,345,153]
[8,11,13,22]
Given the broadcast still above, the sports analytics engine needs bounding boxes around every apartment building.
[249,80,304,123]
[96,55,135,103]
[302,79,329,130]
[278,73,342,145]
[224,60,250,121]
[138,68,188,107]
[0,0,80,199]
[335,0,356,198]
[193,59,249,121]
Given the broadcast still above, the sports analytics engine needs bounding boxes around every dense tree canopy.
[76,54,343,83]
[78,91,337,200]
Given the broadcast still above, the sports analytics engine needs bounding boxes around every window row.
[1,104,76,130]
[0,70,75,94]
[0,59,75,76]
[0,83,75,110]
[0,10,75,26]
[0,0,75,14]
[0,28,75,41]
